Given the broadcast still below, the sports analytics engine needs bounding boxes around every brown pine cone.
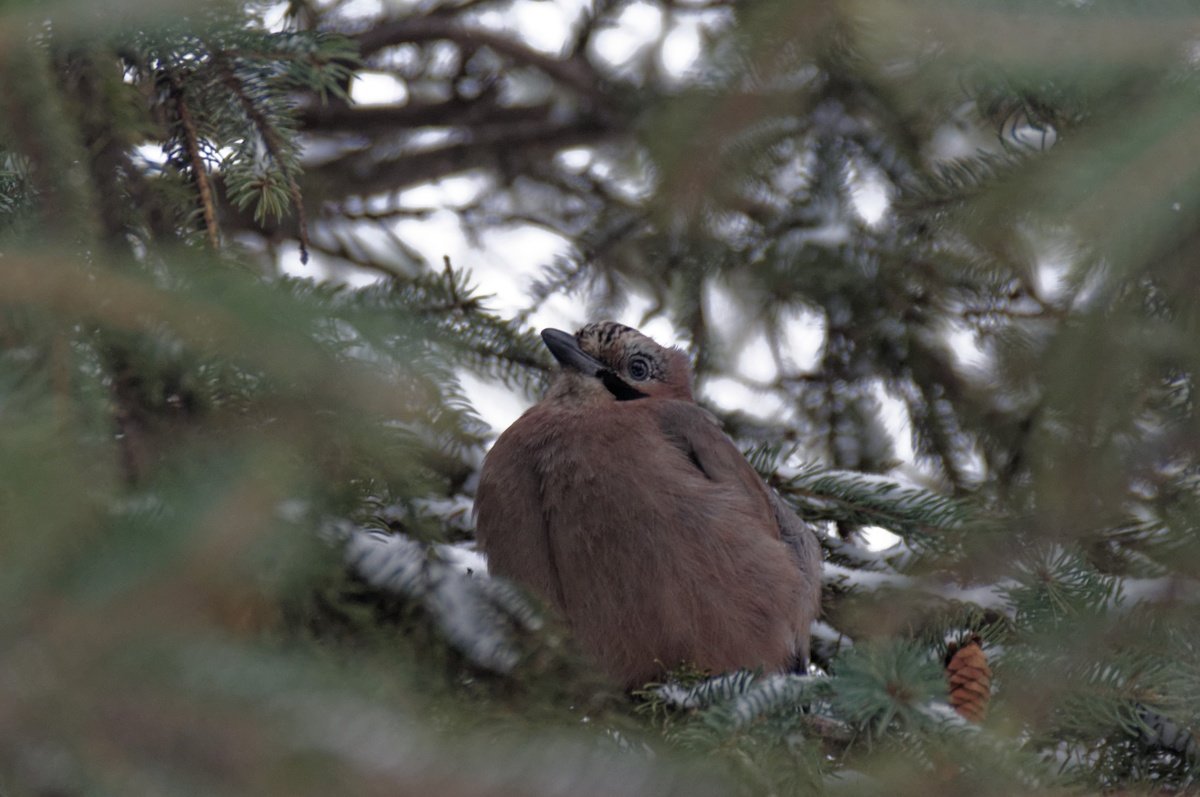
[946,635,991,723]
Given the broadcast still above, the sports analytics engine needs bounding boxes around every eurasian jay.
[474,322,822,687]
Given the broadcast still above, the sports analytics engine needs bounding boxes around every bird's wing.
[473,418,566,609]
[654,400,780,534]
[768,489,825,662]
[655,399,824,662]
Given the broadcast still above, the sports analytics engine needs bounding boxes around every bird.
[473,321,822,688]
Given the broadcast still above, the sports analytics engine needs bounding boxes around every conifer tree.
[2,0,1198,795]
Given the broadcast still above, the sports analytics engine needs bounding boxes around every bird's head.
[541,322,693,403]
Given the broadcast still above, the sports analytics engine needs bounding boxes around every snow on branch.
[728,673,822,728]
[645,670,761,712]
[343,528,540,673]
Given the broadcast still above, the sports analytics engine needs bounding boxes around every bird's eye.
[628,355,651,381]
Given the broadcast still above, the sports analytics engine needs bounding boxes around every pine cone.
[946,636,991,723]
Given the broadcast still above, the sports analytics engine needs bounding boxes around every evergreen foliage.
[3,0,1199,794]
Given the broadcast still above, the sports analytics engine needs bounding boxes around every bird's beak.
[541,328,607,377]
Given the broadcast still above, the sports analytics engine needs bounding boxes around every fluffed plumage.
[474,322,822,687]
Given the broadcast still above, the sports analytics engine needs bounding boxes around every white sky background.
[279,0,901,422]
[265,1,1008,550]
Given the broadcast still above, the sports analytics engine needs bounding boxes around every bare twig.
[307,118,617,201]
[356,17,607,107]
[298,97,556,134]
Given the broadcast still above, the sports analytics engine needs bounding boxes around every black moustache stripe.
[600,370,647,401]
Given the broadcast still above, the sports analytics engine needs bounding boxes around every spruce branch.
[831,641,948,743]
[169,76,220,251]
[0,39,97,239]
[211,50,310,263]
[774,464,973,542]
[641,670,763,713]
